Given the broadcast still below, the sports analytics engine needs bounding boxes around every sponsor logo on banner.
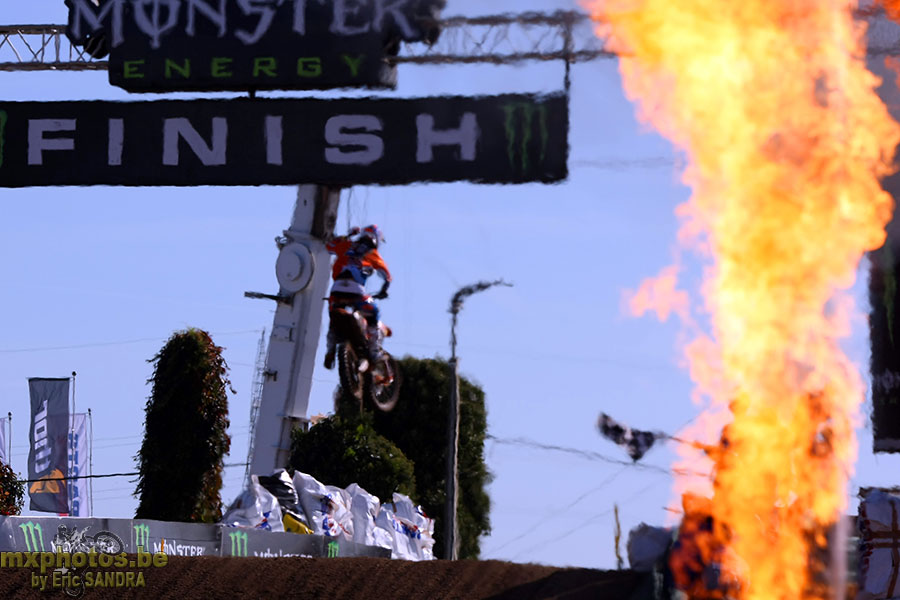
[19,521,45,552]
[0,417,7,466]
[67,414,89,517]
[134,523,150,551]
[27,378,70,513]
[327,541,340,558]
[228,530,248,557]
[0,110,6,170]
[152,539,207,556]
[502,102,550,173]
[64,0,444,92]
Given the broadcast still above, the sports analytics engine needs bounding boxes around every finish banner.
[27,378,70,513]
[0,94,569,187]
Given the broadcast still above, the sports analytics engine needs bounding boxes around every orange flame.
[584,1,900,598]
[879,0,900,20]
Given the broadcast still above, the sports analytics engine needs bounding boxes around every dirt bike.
[328,304,401,412]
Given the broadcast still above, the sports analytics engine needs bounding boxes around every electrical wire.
[508,479,664,562]
[488,464,631,555]
[16,462,249,484]
[488,434,701,476]
[0,329,263,354]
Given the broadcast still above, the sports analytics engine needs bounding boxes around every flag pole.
[70,371,76,516]
[6,412,10,470]
[88,407,94,517]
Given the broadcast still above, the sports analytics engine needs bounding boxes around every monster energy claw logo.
[134,523,150,550]
[0,109,6,169]
[229,530,248,557]
[502,102,549,173]
[20,522,45,552]
[327,540,340,558]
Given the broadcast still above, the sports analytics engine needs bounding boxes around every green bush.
[134,328,232,523]
[289,412,416,502]
[0,462,24,516]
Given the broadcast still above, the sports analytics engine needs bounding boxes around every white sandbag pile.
[223,470,435,561]
[376,492,436,561]
[221,475,285,532]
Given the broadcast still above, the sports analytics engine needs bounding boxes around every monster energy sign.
[19,522,45,552]
[0,94,567,187]
[65,0,445,92]
[228,530,248,557]
[134,523,150,550]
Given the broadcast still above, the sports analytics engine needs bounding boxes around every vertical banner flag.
[0,417,7,466]
[68,414,89,517]
[27,378,70,513]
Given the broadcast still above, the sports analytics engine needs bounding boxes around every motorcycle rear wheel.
[337,342,365,407]
[364,354,401,412]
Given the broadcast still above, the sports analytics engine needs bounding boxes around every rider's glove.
[348,226,361,236]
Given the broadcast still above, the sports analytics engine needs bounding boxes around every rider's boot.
[323,329,336,370]
[366,324,382,362]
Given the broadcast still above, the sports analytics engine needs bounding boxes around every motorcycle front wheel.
[364,354,401,412]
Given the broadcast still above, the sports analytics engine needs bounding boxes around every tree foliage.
[135,328,232,523]
[0,462,24,516]
[371,356,491,559]
[289,412,416,502]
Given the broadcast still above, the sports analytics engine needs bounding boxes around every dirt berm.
[0,556,646,599]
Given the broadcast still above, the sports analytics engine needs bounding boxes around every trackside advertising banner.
[0,516,391,558]
[68,414,89,517]
[27,378,70,513]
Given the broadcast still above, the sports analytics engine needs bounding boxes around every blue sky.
[2,0,898,570]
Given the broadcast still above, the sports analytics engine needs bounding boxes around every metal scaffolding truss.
[0,25,107,71]
[4,9,900,72]
[0,11,613,73]
[393,11,614,65]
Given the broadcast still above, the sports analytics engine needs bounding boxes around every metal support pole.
[248,185,340,476]
[444,311,461,560]
[88,407,93,517]
[443,279,511,560]
[69,371,76,515]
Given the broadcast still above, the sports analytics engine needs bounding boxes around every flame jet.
[583,0,900,598]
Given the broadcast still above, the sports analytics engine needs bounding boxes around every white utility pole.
[247,185,340,475]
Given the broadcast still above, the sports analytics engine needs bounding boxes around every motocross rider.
[323,225,391,369]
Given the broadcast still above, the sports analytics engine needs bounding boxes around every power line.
[488,464,631,555]
[508,479,663,562]
[0,329,263,354]
[392,340,681,371]
[16,462,249,484]
[571,157,679,170]
[11,426,252,451]
[487,434,671,474]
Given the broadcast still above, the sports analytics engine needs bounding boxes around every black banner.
[27,379,70,514]
[870,173,900,452]
[65,0,444,92]
[0,95,568,187]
